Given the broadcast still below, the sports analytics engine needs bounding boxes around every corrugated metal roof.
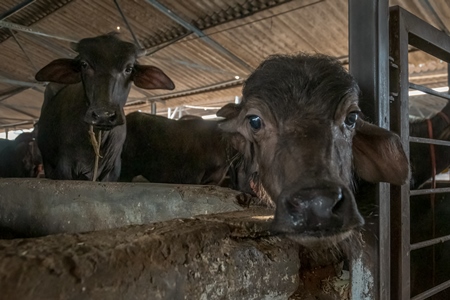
[0,0,449,131]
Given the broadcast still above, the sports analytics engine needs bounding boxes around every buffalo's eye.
[344,111,359,128]
[124,66,133,74]
[80,61,89,69]
[247,115,262,131]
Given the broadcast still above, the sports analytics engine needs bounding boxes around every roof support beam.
[113,0,142,48]
[143,0,254,72]
[0,20,77,42]
[0,0,36,20]
[0,102,38,119]
[0,87,29,102]
[0,120,36,129]
[126,78,245,106]
[21,33,74,58]
[0,77,43,88]
[10,29,38,73]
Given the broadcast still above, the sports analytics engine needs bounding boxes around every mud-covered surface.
[0,180,358,299]
[0,207,305,300]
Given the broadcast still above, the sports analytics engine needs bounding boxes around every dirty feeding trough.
[0,53,409,299]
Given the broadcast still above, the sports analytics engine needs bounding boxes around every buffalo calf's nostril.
[92,111,99,120]
[109,112,117,122]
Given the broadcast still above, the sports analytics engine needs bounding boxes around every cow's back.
[0,139,12,153]
[120,112,230,184]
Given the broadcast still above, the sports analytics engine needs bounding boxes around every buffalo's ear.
[217,103,242,132]
[352,119,410,185]
[35,59,81,84]
[217,103,241,119]
[133,65,175,90]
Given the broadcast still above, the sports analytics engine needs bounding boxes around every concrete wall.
[0,178,244,237]
[0,208,302,300]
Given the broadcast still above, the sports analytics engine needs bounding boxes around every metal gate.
[389,6,450,300]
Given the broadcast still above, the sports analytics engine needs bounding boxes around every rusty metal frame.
[389,5,450,300]
[348,1,390,299]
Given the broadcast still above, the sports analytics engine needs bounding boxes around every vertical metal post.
[5,128,8,139]
[389,7,411,300]
[150,102,157,115]
[349,0,390,299]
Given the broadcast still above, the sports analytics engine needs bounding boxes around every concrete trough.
[0,179,348,299]
[0,178,244,237]
[0,208,304,300]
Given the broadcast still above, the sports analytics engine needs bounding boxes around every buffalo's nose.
[272,185,363,236]
[285,188,342,228]
[86,109,118,127]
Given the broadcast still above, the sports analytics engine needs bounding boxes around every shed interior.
[0,0,449,134]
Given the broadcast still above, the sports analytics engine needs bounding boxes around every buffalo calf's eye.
[125,67,133,74]
[80,62,89,69]
[344,112,359,128]
[248,115,262,130]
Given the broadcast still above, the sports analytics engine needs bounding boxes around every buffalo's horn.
[70,42,79,52]
[137,48,148,57]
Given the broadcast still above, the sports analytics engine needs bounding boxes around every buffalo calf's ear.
[35,59,81,84]
[352,120,410,185]
[217,103,243,132]
[133,65,175,90]
[217,103,241,119]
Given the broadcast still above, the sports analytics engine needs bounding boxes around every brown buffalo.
[217,53,410,245]
[0,131,42,178]
[410,100,450,188]
[35,33,174,181]
[119,112,252,194]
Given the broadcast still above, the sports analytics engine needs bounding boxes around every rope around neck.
[88,125,103,181]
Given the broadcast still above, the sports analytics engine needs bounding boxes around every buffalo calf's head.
[218,53,410,246]
[35,33,175,130]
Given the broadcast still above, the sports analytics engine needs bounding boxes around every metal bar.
[411,234,450,251]
[410,187,450,196]
[0,87,28,101]
[150,102,156,114]
[0,0,36,20]
[20,33,74,58]
[0,77,43,88]
[349,1,390,299]
[9,29,38,73]
[0,117,36,122]
[150,55,239,74]
[389,6,412,300]
[0,120,35,129]
[169,106,179,119]
[144,32,190,55]
[419,0,450,35]
[126,78,244,106]
[411,278,450,300]
[398,7,450,63]
[183,104,223,110]
[0,102,38,119]
[113,0,142,48]
[409,82,450,101]
[0,20,77,42]
[410,136,450,146]
[143,0,253,72]
[144,78,245,101]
